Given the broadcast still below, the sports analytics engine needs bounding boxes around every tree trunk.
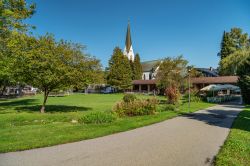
[40,89,49,113]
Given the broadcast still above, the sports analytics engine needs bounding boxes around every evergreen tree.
[219,28,249,60]
[132,53,142,80]
[219,31,233,59]
[107,47,132,91]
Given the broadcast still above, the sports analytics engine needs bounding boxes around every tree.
[219,48,250,75]
[132,53,142,80]
[0,0,35,95]
[12,34,102,113]
[219,31,234,60]
[156,56,188,104]
[107,47,132,91]
[0,0,36,34]
[218,28,249,75]
[237,54,250,104]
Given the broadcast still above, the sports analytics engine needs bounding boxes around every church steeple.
[125,21,132,53]
[123,20,135,61]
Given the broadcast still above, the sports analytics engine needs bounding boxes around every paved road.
[0,102,243,166]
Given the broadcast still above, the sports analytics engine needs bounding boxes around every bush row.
[112,97,159,117]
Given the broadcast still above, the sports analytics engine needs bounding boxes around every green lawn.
[215,105,250,166]
[0,93,214,153]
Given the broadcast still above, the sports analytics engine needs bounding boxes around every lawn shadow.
[0,99,39,107]
[15,105,92,113]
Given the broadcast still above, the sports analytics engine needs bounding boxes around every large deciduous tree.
[107,47,132,91]
[0,0,35,33]
[156,56,188,104]
[237,54,250,104]
[0,0,35,95]
[11,34,102,113]
[219,48,250,76]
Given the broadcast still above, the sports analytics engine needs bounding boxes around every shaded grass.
[215,105,250,166]
[0,93,214,153]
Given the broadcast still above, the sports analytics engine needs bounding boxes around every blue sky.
[26,0,250,68]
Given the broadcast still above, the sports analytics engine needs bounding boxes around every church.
[123,22,237,93]
[123,22,163,93]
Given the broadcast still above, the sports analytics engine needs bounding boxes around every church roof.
[125,22,132,53]
[141,60,161,72]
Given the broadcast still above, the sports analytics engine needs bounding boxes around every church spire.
[125,20,132,53]
[123,20,135,61]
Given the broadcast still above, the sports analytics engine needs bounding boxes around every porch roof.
[132,79,156,85]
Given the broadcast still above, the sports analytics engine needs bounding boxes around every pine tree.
[107,47,132,91]
[219,28,249,60]
[219,31,233,59]
[132,53,143,80]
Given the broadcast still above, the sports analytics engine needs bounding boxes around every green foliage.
[132,53,142,80]
[156,56,187,104]
[0,0,36,33]
[219,48,250,76]
[237,55,250,104]
[123,93,137,103]
[0,0,35,94]
[183,93,201,102]
[164,104,177,111]
[218,28,250,75]
[183,89,201,102]
[219,31,234,60]
[9,33,102,112]
[156,56,188,89]
[107,47,132,91]
[79,112,117,124]
[113,98,159,117]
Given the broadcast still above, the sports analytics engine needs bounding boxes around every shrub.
[79,112,117,124]
[164,104,176,111]
[113,98,159,117]
[123,94,137,103]
[183,92,201,102]
[165,86,180,104]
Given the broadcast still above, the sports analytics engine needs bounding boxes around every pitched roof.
[195,68,219,77]
[191,76,238,84]
[141,60,161,72]
[125,22,132,53]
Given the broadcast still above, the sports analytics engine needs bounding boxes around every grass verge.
[215,105,250,166]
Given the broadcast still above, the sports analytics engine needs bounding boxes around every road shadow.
[181,104,249,132]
